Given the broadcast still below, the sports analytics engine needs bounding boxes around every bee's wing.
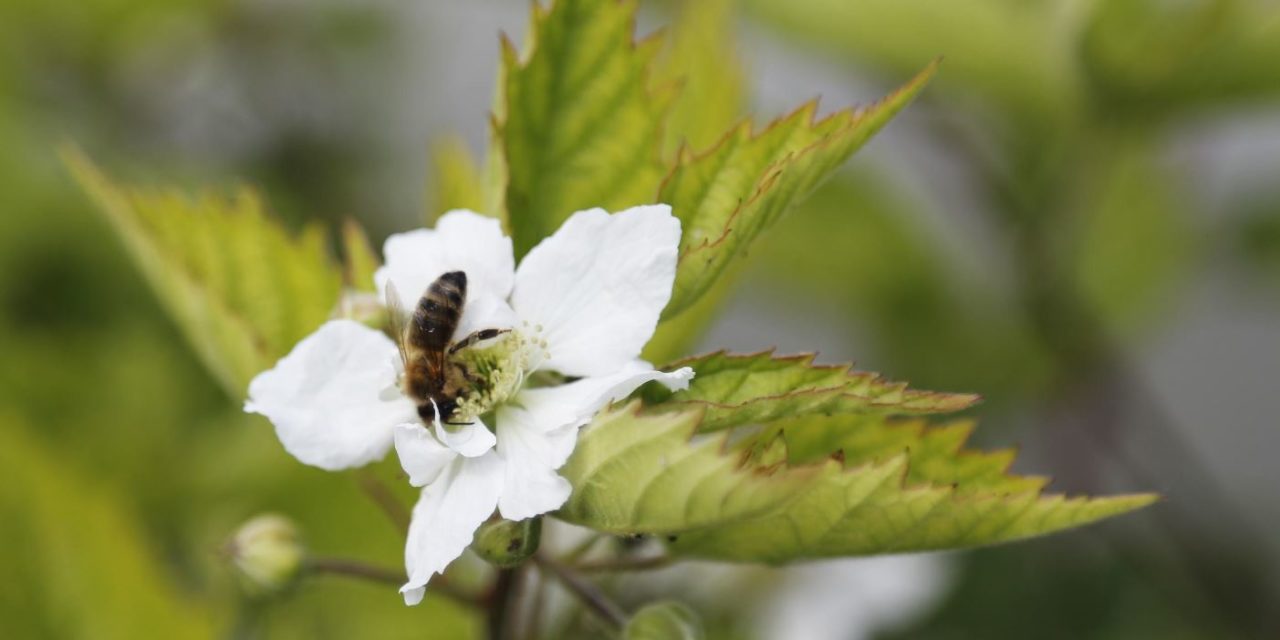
[384,281,411,368]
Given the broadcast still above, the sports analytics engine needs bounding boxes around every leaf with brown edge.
[641,350,979,431]
[666,415,1157,562]
[555,402,819,535]
[660,60,939,317]
[500,0,675,258]
[65,148,342,396]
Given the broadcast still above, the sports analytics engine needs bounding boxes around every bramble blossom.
[246,205,693,604]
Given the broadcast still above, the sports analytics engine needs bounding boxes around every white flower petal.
[487,361,693,520]
[494,407,574,521]
[515,360,695,435]
[375,210,514,304]
[401,453,504,605]
[511,204,680,377]
[245,320,416,471]
[393,424,458,487]
[433,413,498,458]
[455,293,518,341]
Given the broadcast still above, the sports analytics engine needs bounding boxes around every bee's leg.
[449,328,510,355]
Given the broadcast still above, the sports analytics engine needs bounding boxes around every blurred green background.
[3,0,1279,638]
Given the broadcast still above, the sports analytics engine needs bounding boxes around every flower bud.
[473,517,541,568]
[225,513,305,597]
[624,602,705,640]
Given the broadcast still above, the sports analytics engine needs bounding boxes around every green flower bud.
[473,517,541,568]
[624,602,705,640]
[225,513,305,597]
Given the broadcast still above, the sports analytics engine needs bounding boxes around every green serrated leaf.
[667,416,1157,562]
[556,403,818,534]
[660,61,938,317]
[782,416,1045,494]
[643,350,979,431]
[501,0,673,257]
[65,149,342,396]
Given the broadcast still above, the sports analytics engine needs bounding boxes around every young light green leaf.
[661,61,938,316]
[500,0,673,257]
[556,403,819,535]
[560,405,1153,558]
[65,150,342,396]
[642,350,979,431]
[668,416,1157,562]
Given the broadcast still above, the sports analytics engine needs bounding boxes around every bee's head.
[417,399,458,423]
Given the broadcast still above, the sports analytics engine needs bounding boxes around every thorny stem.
[356,470,410,534]
[533,553,626,629]
[306,557,479,609]
[573,554,674,573]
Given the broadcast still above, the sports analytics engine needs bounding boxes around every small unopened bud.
[624,602,705,640]
[473,517,541,568]
[224,513,305,597]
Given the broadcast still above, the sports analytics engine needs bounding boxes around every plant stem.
[486,568,520,640]
[533,553,626,629]
[306,557,479,608]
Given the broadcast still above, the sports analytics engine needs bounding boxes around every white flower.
[245,205,693,605]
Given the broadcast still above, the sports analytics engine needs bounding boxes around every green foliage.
[66,150,343,396]
[624,602,705,640]
[1071,138,1191,329]
[1083,0,1280,115]
[740,0,1081,131]
[660,61,938,317]
[556,404,817,534]
[677,415,1156,562]
[560,405,1155,556]
[500,0,672,257]
[655,0,745,158]
[0,417,216,639]
[643,351,979,431]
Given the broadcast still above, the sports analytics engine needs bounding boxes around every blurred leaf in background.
[3,0,1280,637]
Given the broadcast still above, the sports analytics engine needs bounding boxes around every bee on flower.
[245,204,693,604]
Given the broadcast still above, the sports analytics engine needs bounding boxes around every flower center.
[449,329,537,420]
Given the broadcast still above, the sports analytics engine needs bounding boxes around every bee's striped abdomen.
[411,270,466,351]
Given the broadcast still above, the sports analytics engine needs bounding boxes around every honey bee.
[386,271,505,425]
